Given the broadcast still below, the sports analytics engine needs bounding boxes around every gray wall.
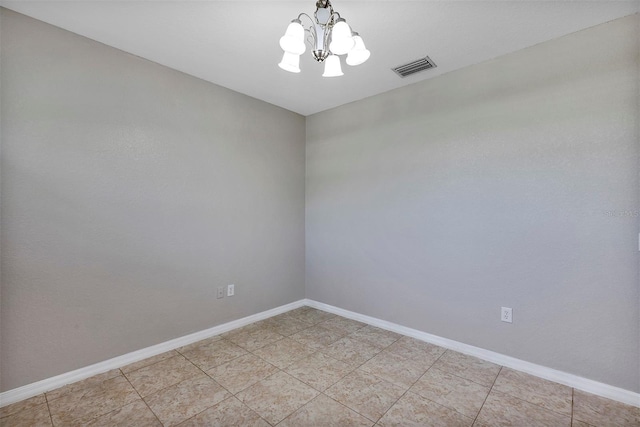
[306,14,639,392]
[0,8,305,391]
[1,7,638,396]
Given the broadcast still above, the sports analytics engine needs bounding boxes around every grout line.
[274,393,325,426]
[354,343,440,423]
[472,365,503,426]
[372,348,457,424]
[320,391,376,425]
[431,347,448,365]
[406,350,480,423]
[120,370,164,426]
[571,387,575,424]
[25,309,620,426]
[43,393,55,427]
[373,384,410,424]
[271,315,382,423]
[481,367,574,420]
[159,352,256,425]
[426,364,493,389]
[126,351,229,420]
[497,387,574,420]
[120,350,181,376]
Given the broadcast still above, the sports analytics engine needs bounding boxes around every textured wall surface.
[0,9,305,391]
[306,14,639,392]
[1,6,639,396]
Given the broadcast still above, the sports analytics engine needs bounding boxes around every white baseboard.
[0,299,306,408]
[2,298,638,409]
[303,299,640,408]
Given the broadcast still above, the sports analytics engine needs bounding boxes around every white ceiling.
[2,1,638,116]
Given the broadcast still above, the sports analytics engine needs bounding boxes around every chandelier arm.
[297,12,318,47]
[297,12,315,24]
[321,11,343,53]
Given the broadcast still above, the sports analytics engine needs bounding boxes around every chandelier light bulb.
[328,18,354,55]
[279,20,306,55]
[278,52,301,73]
[346,34,370,66]
[322,55,343,77]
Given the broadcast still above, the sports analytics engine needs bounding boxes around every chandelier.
[278,0,370,77]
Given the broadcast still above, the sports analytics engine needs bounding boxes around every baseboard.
[0,299,306,407]
[2,298,638,409]
[303,299,640,408]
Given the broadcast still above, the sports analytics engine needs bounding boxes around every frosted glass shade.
[322,55,343,77]
[279,21,306,55]
[278,52,301,73]
[328,19,354,55]
[346,35,370,66]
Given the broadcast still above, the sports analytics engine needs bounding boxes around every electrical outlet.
[227,284,235,297]
[217,286,224,299]
[501,307,512,323]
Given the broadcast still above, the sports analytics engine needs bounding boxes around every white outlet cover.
[227,284,235,297]
[501,307,513,323]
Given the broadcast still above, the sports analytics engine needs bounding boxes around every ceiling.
[2,1,638,116]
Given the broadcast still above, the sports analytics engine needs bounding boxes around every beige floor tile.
[121,350,179,374]
[266,316,313,336]
[177,396,269,427]
[5,315,635,427]
[0,394,47,418]
[86,399,161,426]
[290,308,336,325]
[493,367,572,415]
[279,394,373,427]
[206,353,278,394]
[432,351,501,387]
[383,336,446,365]
[245,319,274,330]
[290,325,346,350]
[124,354,202,397]
[318,317,367,335]
[0,402,52,427]
[220,321,272,339]
[282,307,313,317]
[178,338,247,370]
[475,391,571,427]
[48,375,139,425]
[348,325,402,349]
[236,371,319,425]
[144,374,231,427]
[45,369,122,401]
[377,391,474,427]
[252,337,315,369]
[225,328,285,352]
[571,420,593,427]
[267,310,295,322]
[322,336,381,366]
[324,369,406,422]
[285,352,354,391]
[410,367,490,419]
[177,336,223,353]
[572,389,640,427]
[360,351,430,389]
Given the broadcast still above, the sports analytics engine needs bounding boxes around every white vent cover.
[392,56,437,78]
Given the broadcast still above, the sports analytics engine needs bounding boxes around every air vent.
[392,56,437,78]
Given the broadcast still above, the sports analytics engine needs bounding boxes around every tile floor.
[1,307,638,426]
